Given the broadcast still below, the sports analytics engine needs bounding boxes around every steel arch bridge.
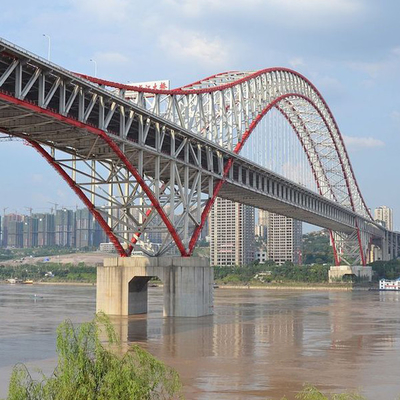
[0,38,398,265]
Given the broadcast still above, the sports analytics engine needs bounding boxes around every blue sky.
[1,0,399,229]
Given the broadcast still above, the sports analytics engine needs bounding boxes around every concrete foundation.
[96,256,213,317]
[329,265,372,283]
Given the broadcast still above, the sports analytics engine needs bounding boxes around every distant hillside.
[302,230,334,265]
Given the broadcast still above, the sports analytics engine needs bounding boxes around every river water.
[0,284,399,399]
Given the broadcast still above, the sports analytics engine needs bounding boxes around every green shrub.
[8,313,182,400]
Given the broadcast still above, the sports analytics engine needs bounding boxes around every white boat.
[379,278,400,291]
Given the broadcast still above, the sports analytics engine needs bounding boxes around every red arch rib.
[274,102,340,265]
[27,140,127,257]
[78,67,372,220]
[0,91,188,257]
[188,93,364,264]
[234,94,366,265]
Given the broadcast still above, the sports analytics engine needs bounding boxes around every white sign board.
[124,80,170,101]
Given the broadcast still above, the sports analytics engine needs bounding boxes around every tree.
[302,231,334,265]
[8,313,182,400]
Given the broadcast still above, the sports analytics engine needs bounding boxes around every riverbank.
[37,281,95,286]
[0,281,95,287]
[217,284,368,291]
[2,281,374,291]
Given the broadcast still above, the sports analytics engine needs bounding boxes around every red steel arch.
[80,68,371,217]
[0,91,188,257]
[79,68,372,264]
[0,40,374,264]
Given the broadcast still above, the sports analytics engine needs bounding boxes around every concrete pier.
[328,265,372,283]
[96,256,213,317]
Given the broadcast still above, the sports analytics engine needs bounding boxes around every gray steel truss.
[0,37,397,263]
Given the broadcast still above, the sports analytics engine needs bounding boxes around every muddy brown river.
[0,284,399,399]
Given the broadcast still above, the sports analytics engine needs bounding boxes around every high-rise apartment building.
[75,208,93,248]
[267,213,302,265]
[2,214,24,248]
[255,209,268,241]
[374,206,393,231]
[35,213,56,247]
[75,208,106,249]
[1,209,109,250]
[210,198,255,266]
[23,216,39,248]
[55,209,75,247]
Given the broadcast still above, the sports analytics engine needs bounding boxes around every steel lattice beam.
[0,38,396,264]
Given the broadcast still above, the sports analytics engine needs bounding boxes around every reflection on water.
[116,289,400,400]
[1,285,400,399]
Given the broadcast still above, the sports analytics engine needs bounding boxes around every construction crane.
[47,202,59,214]
[24,207,52,216]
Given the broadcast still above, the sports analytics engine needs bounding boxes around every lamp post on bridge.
[90,59,97,77]
[42,34,51,61]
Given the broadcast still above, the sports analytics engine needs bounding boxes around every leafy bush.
[370,259,400,281]
[0,262,96,283]
[214,262,330,284]
[8,313,182,400]
[291,384,366,400]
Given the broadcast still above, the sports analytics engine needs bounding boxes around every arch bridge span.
[0,38,398,265]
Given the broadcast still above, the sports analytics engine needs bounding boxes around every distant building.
[99,242,116,252]
[34,213,55,247]
[267,213,302,265]
[75,208,93,249]
[2,214,24,248]
[255,209,268,243]
[374,206,393,231]
[75,208,107,249]
[23,216,39,248]
[55,209,75,247]
[210,198,255,266]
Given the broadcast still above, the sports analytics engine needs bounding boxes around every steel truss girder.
[0,38,395,264]
[76,67,377,263]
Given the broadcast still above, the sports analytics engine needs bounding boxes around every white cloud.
[31,174,44,183]
[70,0,130,23]
[391,47,400,56]
[163,0,364,28]
[315,75,345,97]
[92,52,130,67]
[165,0,362,17]
[348,46,400,78]
[289,57,306,69]
[269,0,362,15]
[343,135,385,150]
[159,28,230,68]
[163,0,263,17]
[391,111,400,128]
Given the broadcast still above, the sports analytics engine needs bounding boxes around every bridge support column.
[96,256,213,317]
[328,265,372,283]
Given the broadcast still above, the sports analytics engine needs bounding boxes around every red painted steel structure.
[0,38,391,265]
[0,90,188,257]
[78,70,372,264]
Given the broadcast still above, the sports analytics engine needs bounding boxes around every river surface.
[0,284,399,399]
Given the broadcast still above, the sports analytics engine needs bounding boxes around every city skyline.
[1,1,400,231]
[0,207,107,249]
